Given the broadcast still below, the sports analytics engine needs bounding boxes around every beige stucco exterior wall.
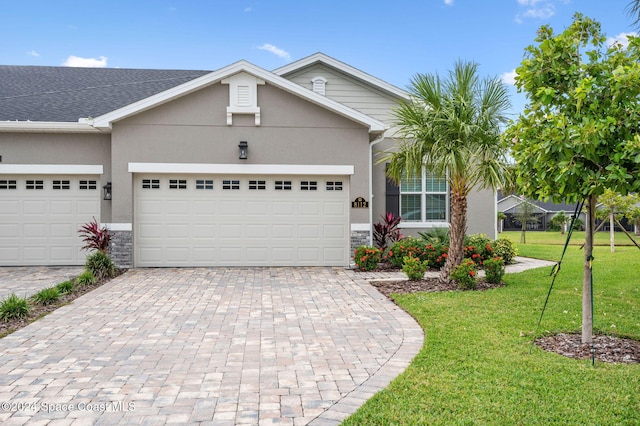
[109,82,371,224]
[0,132,113,221]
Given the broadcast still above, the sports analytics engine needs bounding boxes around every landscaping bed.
[0,269,126,338]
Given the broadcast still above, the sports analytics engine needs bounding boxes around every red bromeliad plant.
[78,217,111,253]
[372,212,402,252]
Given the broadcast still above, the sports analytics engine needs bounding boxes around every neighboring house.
[498,193,586,231]
[0,53,497,268]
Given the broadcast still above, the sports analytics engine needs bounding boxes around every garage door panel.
[51,247,74,262]
[324,224,347,239]
[51,200,73,215]
[0,224,19,237]
[0,248,19,262]
[23,247,46,263]
[298,225,320,239]
[24,223,46,237]
[0,201,20,214]
[51,223,73,237]
[134,174,349,267]
[23,200,47,215]
[299,202,321,215]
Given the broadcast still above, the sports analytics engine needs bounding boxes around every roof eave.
[0,121,104,133]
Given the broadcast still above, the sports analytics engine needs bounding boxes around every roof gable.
[92,60,386,134]
[274,53,409,100]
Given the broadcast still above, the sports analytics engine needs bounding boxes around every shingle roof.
[0,66,210,122]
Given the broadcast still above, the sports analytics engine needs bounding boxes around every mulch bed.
[371,276,639,364]
[0,269,127,337]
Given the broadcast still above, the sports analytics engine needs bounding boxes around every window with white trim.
[400,170,448,222]
[196,179,213,190]
[301,181,317,191]
[26,180,44,190]
[275,180,292,190]
[223,179,240,190]
[0,180,17,190]
[79,180,97,190]
[249,180,266,190]
[53,180,71,190]
[326,181,343,191]
[169,179,187,189]
[142,179,160,189]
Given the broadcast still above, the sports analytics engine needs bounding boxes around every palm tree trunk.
[440,191,467,283]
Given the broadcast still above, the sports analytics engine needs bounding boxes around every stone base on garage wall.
[108,230,133,268]
[350,230,370,257]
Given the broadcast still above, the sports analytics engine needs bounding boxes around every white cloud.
[62,55,108,68]
[257,44,291,61]
[444,0,454,5]
[244,6,253,12]
[515,0,568,23]
[27,50,39,57]
[607,32,638,49]
[501,69,518,86]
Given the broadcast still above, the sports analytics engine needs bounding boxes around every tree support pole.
[582,194,596,344]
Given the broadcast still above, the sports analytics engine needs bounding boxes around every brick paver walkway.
[0,267,423,425]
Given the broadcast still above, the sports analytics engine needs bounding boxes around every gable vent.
[237,85,251,106]
[311,76,327,96]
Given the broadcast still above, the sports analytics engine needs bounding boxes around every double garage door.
[134,174,350,267]
[0,175,101,266]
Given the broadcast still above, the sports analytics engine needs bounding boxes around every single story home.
[0,53,496,268]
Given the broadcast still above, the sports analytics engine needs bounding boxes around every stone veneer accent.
[108,230,133,268]
[350,230,370,257]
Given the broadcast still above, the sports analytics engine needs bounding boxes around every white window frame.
[400,169,449,224]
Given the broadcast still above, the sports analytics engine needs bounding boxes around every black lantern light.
[103,182,112,201]
[239,141,248,160]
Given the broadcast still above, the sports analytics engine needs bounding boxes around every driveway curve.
[0,267,422,425]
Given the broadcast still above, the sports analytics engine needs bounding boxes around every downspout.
[369,132,387,245]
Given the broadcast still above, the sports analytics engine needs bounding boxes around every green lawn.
[501,229,639,246]
[343,238,640,425]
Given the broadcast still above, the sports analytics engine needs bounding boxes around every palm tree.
[382,61,511,282]
[628,0,640,28]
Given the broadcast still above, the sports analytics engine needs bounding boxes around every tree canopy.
[505,14,640,203]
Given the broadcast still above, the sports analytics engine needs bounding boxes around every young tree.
[505,14,640,343]
[512,198,540,244]
[596,189,639,252]
[550,211,570,234]
[383,61,511,283]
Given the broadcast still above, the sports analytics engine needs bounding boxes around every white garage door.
[134,174,350,267]
[0,175,101,265]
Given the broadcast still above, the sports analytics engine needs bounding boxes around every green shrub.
[32,287,61,306]
[493,237,518,264]
[0,293,31,321]
[450,259,477,290]
[354,246,382,271]
[388,238,449,269]
[75,271,96,287]
[402,256,429,280]
[85,251,115,281]
[484,257,506,284]
[56,280,75,294]
[419,228,450,245]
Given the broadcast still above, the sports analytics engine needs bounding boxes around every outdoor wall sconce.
[103,182,112,201]
[239,141,248,160]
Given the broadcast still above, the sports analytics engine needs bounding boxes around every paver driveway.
[0,267,422,425]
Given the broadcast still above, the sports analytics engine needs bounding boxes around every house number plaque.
[351,197,369,208]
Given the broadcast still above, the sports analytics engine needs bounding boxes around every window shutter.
[385,163,400,217]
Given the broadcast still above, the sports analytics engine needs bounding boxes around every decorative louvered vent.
[311,76,327,95]
[221,72,265,125]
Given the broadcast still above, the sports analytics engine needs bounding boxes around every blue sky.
[0,0,636,117]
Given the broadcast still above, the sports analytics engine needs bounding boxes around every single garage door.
[134,174,350,266]
[0,175,101,265]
